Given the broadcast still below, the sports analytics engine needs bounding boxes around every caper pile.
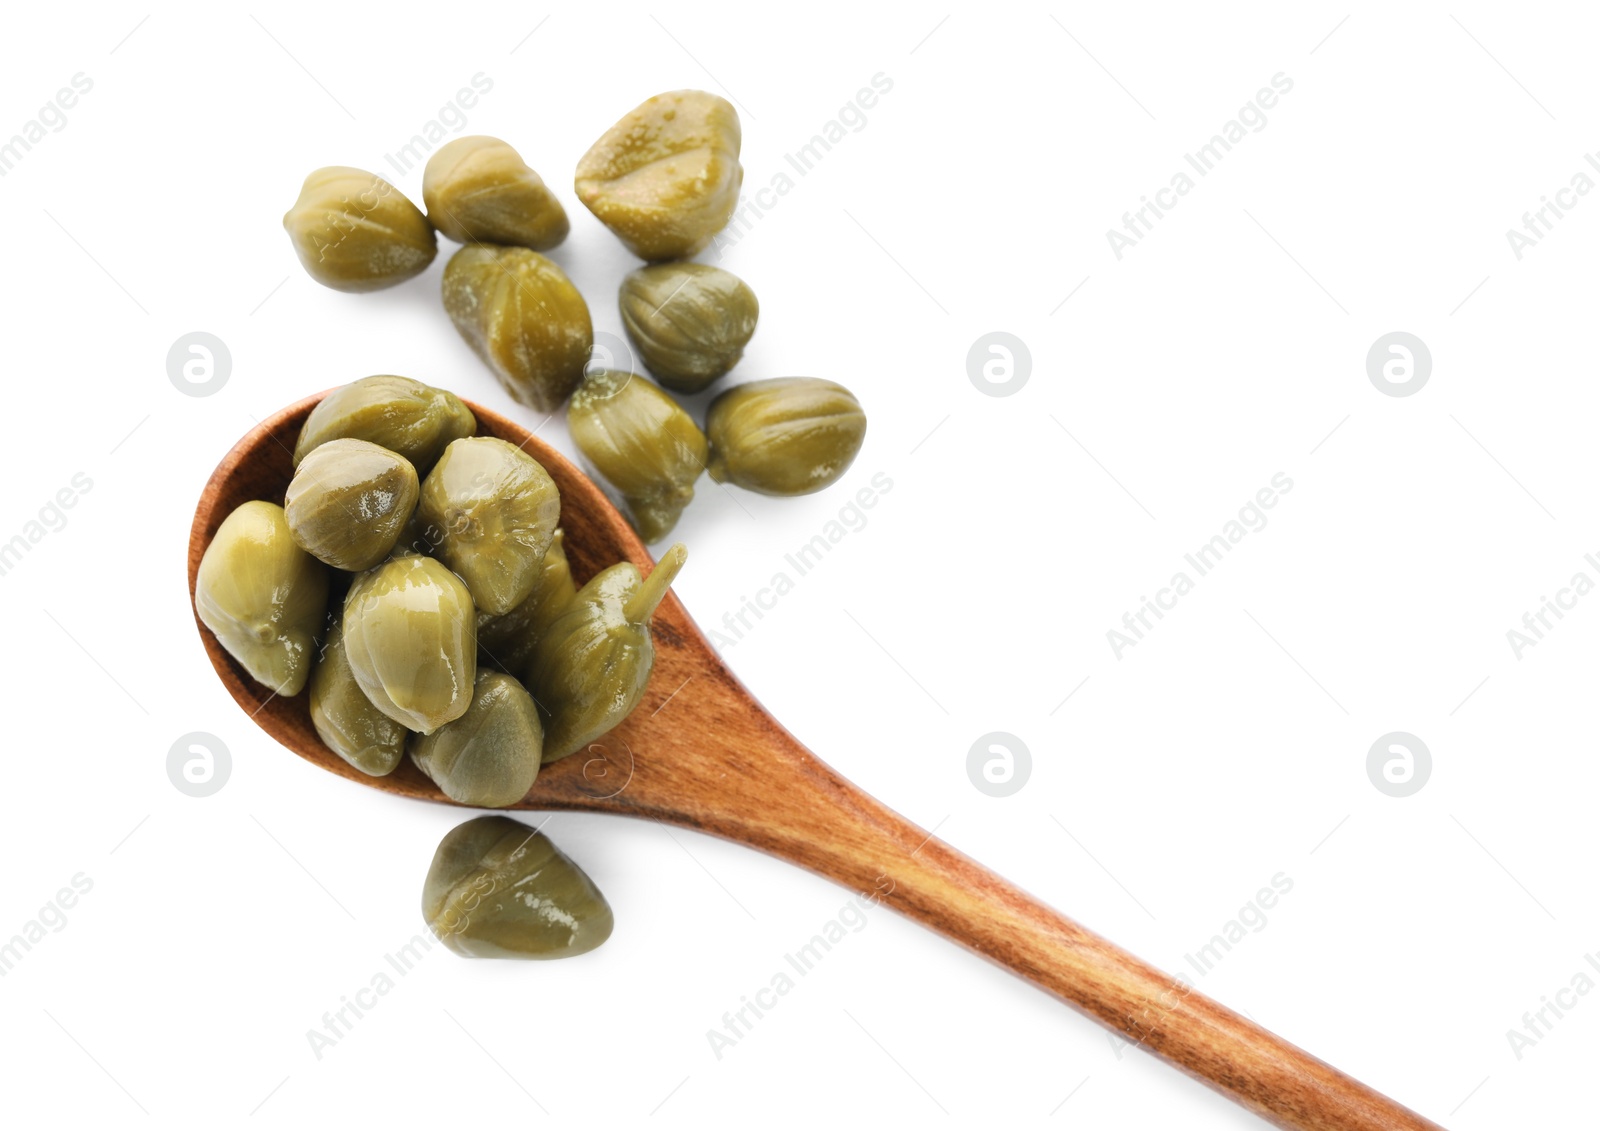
[198,374,685,811]
[283,89,869,546]
[259,91,877,961]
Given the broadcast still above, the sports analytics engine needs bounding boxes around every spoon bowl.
[188,393,1446,1131]
[188,392,698,812]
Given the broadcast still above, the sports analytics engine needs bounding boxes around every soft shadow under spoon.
[188,393,1445,1131]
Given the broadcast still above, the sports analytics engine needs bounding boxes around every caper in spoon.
[477,528,577,675]
[410,671,543,808]
[310,617,408,776]
[195,500,328,696]
[417,436,561,616]
[293,375,475,474]
[285,438,418,571]
[526,542,687,762]
[342,555,476,733]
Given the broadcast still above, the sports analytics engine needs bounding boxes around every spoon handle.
[714,733,1446,1130]
[876,832,1442,1130]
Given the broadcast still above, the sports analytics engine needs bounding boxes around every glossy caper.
[575,90,743,261]
[423,816,614,959]
[310,617,408,776]
[619,263,757,393]
[706,378,866,496]
[477,528,576,674]
[442,246,593,412]
[342,556,476,734]
[294,375,475,474]
[410,670,543,807]
[284,438,418,571]
[527,543,686,762]
[417,437,561,616]
[568,370,706,543]
[282,167,436,292]
[195,500,329,696]
[423,136,568,251]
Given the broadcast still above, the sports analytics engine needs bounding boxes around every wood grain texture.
[188,394,1446,1131]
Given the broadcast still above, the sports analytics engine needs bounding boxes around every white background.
[0,2,1593,1127]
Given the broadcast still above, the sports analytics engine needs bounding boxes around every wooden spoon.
[189,393,1445,1131]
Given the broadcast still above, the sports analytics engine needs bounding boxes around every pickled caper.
[195,500,329,696]
[310,618,408,776]
[441,246,592,412]
[619,263,757,393]
[282,167,436,292]
[477,529,577,674]
[294,375,475,474]
[527,543,686,762]
[706,378,866,496]
[423,816,614,959]
[342,556,476,734]
[410,670,543,808]
[417,437,561,616]
[568,370,706,543]
[423,136,569,251]
[285,438,418,571]
[575,90,743,261]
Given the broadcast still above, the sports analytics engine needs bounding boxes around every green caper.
[423,136,569,251]
[417,437,561,616]
[385,508,434,561]
[284,438,418,571]
[527,543,686,762]
[294,375,476,474]
[477,529,577,674]
[310,617,408,776]
[282,167,436,292]
[567,370,707,543]
[342,556,476,733]
[619,263,758,393]
[423,816,614,959]
[410,670,543,808]
[575,90,743,261]
[441,246,593,412]
[195,500,329,696]
[706,378,866,495]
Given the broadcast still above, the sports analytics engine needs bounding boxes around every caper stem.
[624,542,687,623]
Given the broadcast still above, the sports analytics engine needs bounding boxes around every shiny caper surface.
[423,816,614,959]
